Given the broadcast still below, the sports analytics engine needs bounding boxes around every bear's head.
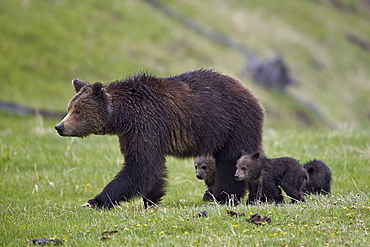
[55,79,112,137]
[194,155,215,180]
[234,151,261,181]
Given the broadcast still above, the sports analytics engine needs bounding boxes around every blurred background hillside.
[1,0,370,129]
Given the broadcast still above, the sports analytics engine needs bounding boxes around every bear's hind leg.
[262,180,284,203]
[281,181,305,203]
[213,149,247,205]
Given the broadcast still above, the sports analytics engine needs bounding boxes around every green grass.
[1,113,369,246]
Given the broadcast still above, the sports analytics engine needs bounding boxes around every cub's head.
[55,79,112,137]
[234,151,261,181]
[194,155,215,180]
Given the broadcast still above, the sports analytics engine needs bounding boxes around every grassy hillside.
[1,0,370,128]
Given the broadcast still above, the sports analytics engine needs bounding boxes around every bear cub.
[235,151,308,204]
[194,155,216,201]
[303,159,331,195]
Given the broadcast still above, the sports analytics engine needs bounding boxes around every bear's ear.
[72,78,86,93]
[307,167,314,175]
[92,82,104,98]
[251,152,260,160]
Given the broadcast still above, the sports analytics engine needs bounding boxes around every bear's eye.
[201,166,207,170]
[241,167,247,171]
[75,109,81,114]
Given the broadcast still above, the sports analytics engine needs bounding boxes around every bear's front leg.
[82,170,135,209]
[83,154,167,210]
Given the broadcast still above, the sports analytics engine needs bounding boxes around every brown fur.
[303,159,331,195]
[235,151,308,204]
[194,155,216,201]
[55,69,265,209]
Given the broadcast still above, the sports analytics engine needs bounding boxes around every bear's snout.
[55,123,65,136]
[234,173,242,181]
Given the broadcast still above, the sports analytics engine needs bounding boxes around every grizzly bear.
[235,151,308,204]
[194,155,216,201]
[303,159,331,195]
[55,69,265,209]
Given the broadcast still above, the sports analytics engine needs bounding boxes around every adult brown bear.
[55,69,264,209]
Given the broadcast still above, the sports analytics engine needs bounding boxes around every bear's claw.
[81,202,93,208]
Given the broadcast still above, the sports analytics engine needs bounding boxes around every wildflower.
[343,207,348,210]
[232,224,238,228]
[124,228,130,231]
[159,231,165,234]
[136,224,141,227]
[86,230,90,233]
[114,225,118,228]
[184,231,189,235]
[172,225,178,229]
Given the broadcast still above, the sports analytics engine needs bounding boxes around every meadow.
[1,113,369,246]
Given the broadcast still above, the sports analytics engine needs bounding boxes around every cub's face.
[234,152,260,181]
[194,157,210,180]
[194,156,215,180]
[55,79,111,138]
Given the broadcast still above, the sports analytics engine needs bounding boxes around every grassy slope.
[0,0,369,127]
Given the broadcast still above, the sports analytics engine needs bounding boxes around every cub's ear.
[307,167,314,175]
[251,152,260,160]
[72,78,86,93]
[92,82,104,98]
